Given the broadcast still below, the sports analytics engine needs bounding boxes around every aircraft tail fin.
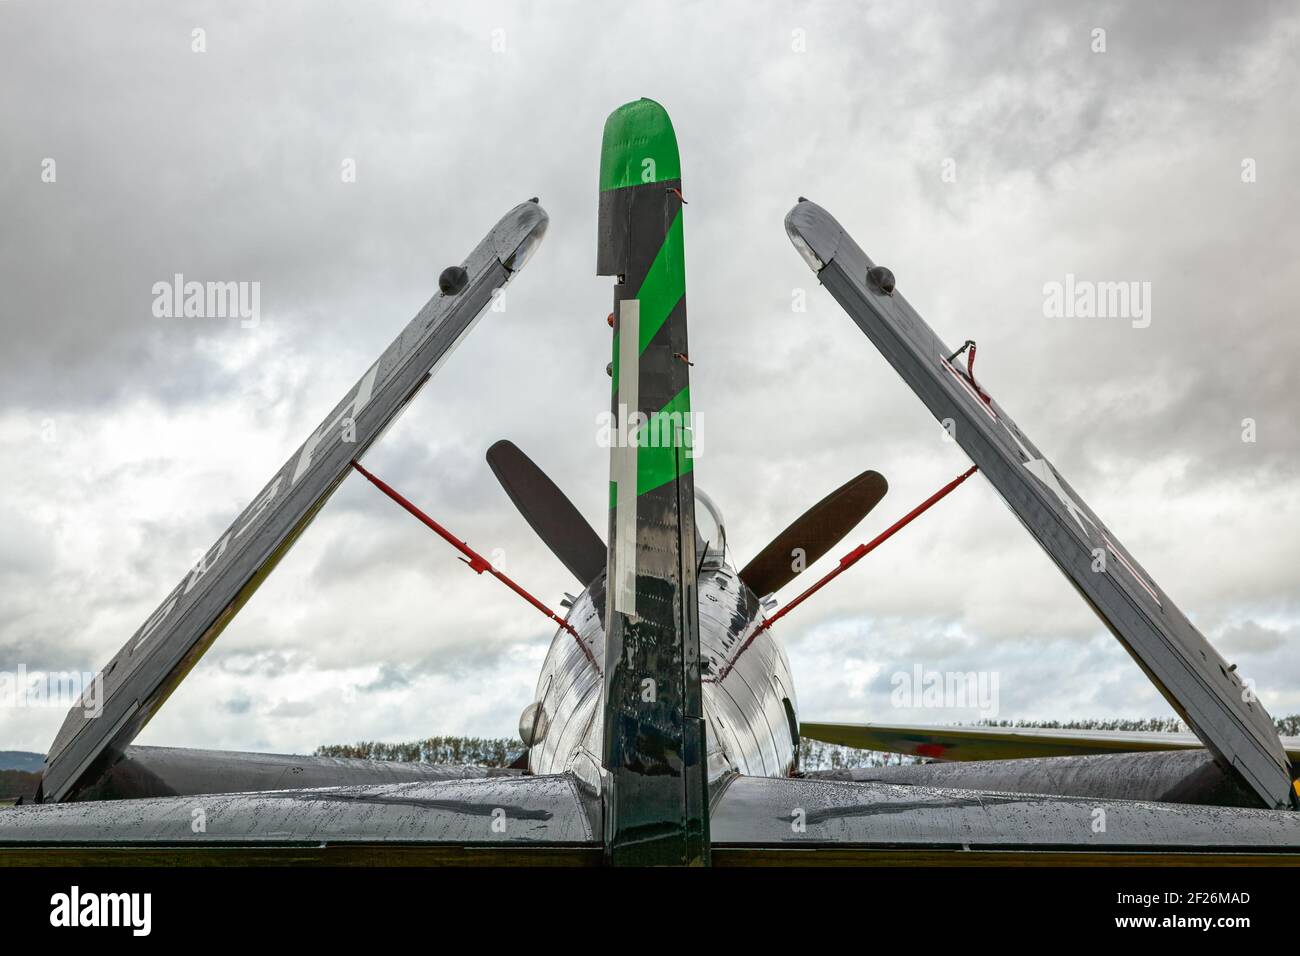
[597,98,709,864]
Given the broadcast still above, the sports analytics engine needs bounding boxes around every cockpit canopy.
[694,487,726,565]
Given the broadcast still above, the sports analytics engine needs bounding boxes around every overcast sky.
[1,0,1297,756]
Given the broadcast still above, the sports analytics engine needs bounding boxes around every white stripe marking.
[1102,533,1162,607]
[613,299,640,618]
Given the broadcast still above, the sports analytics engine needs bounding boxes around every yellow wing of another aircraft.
[801,721,1300,764]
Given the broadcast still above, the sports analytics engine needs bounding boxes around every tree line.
[314,736,523,767]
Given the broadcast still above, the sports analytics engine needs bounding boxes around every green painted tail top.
[599,97,683,191]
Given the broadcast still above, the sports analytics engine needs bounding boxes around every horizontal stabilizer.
[0,773,600,857]
[710,774,1300,854]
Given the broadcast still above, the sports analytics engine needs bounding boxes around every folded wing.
[784,198,1294,810]
[41,201,549,804]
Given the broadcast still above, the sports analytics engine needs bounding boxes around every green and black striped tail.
[597,98,708,866]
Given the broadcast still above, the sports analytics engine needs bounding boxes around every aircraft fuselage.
[526,560,798,785]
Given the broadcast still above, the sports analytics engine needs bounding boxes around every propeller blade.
[739,469,888,598]
[486,440,608,585]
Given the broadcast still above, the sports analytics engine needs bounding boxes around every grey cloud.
[2,0,1297,754]
[356,662,411,694]
[1219,620,1293,656]
[266,699,316,719]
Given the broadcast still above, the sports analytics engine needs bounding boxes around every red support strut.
[349,460,598,669]
[707,464,979,685]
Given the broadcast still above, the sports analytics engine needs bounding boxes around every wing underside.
[40,202,549,804]
[783,199,1294,810]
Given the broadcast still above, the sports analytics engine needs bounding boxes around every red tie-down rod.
[349,460,598,669]
[755,464,980,635]
[707,464,979,685]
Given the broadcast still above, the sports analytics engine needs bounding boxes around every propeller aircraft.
[2,98,1297,867]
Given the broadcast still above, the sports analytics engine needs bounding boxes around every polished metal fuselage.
[527,560,798,786]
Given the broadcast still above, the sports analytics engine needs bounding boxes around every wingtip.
[486,438,516,461]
